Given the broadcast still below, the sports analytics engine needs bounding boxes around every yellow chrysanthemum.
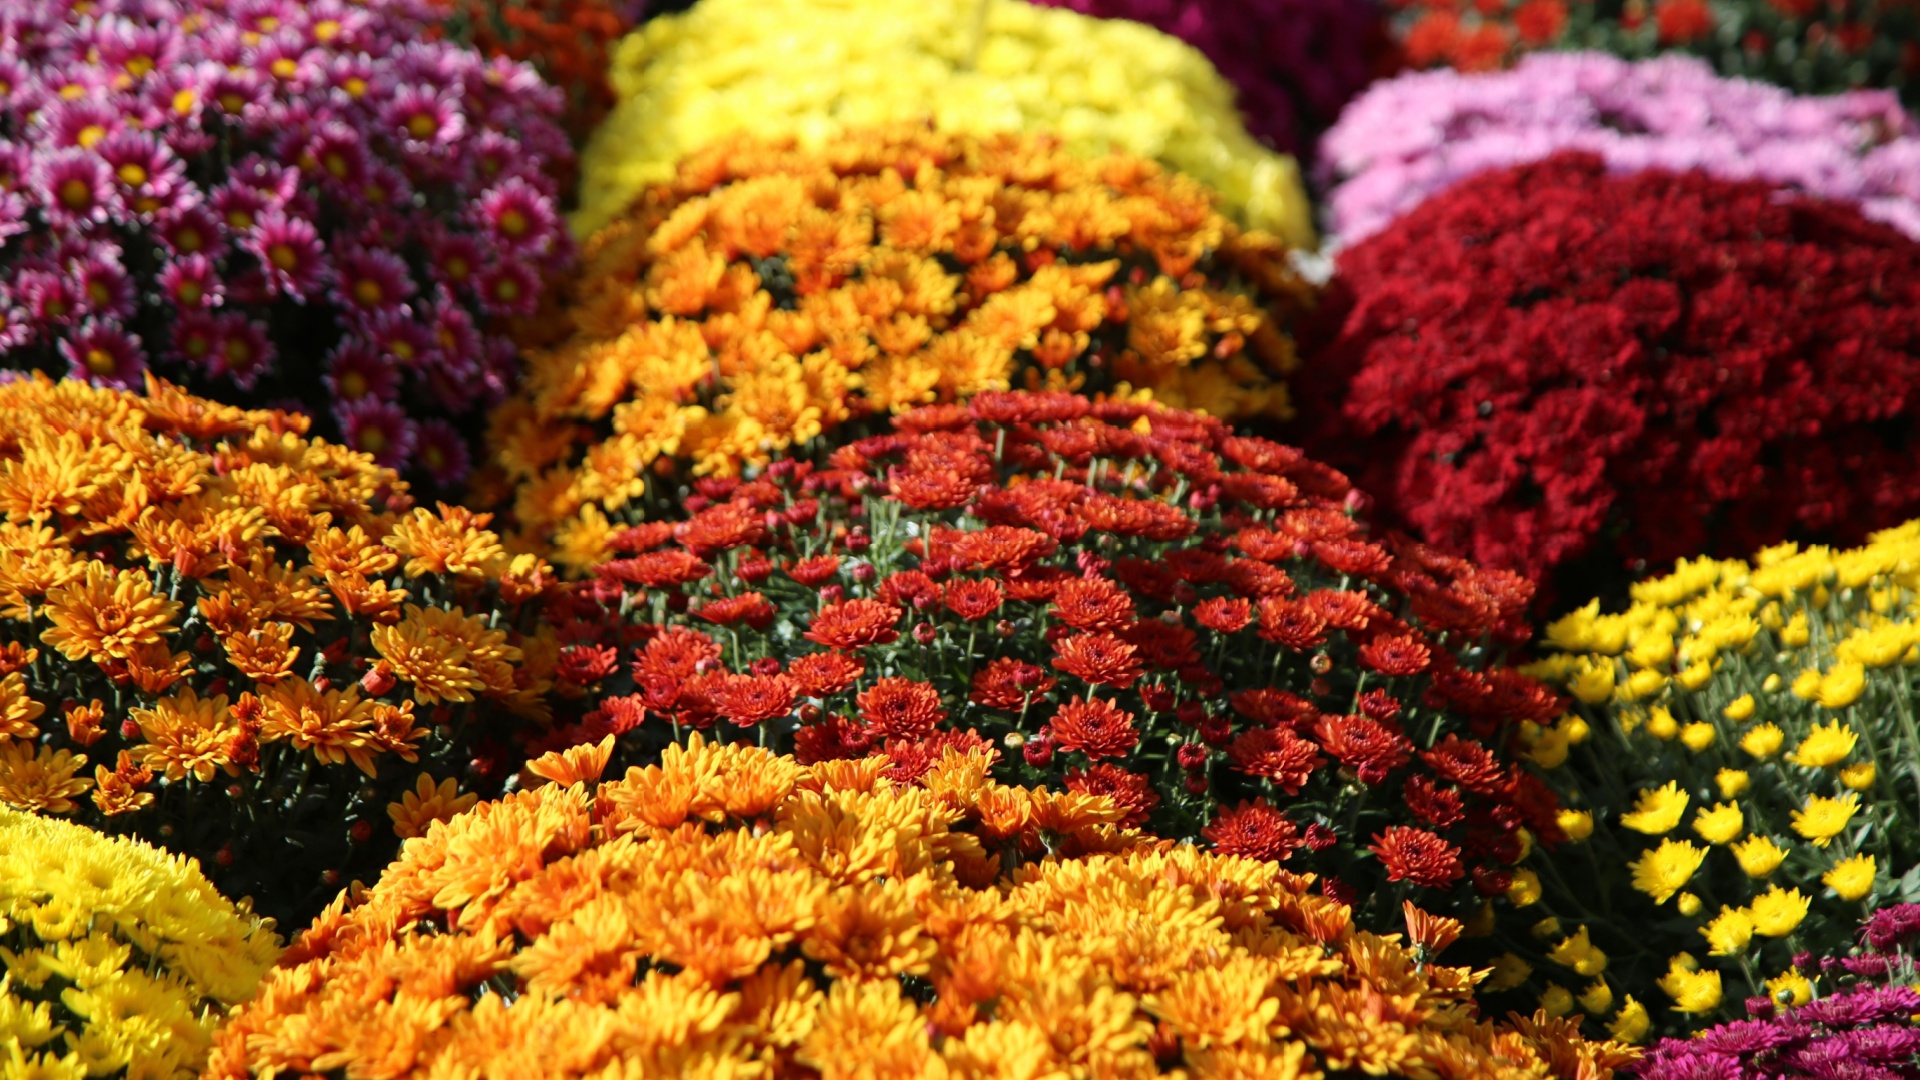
[1746,886,1810,937]
[1791,793,1860,847]
[1631,838,1707,904]
[1691,802,1743,845]
[1739,723,1785,760]
[1657,954,1723,1014]
[1621,781,1688,835]
[1731,835,1790,878]
[1787,720,1858,768]
[1823,853,1877,901]
[1699,907,1753,956]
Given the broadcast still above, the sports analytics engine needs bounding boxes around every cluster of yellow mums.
[207,736,1636,1080]
[493,125,1312,567]
[1504,521,1920,1029]
[0,809,282,1080]
[574,0,1313,243]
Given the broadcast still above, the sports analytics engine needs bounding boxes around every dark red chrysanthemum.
[1357,632,1433,676]
[856,677,946,739]
[804,599,903,649]
[970,658,1057,710]
[1420,734,1507,796]
[1050,696,1140,760]
[1313,713,1411,785]
[1369,826,1465,888]
[1404,775,1466,828]
[1203,798,1304,862]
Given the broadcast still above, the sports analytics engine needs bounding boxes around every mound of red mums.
[1296,152,1920,596]
[528,389,1568,931]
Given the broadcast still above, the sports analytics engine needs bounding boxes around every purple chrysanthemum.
[0,0,572,488]
[338,397,417,469]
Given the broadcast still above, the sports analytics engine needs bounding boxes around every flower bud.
[1183,774,1209,795]
[913,622,936,645]
[1023,735,1055,768]
[1176,743,1208,770]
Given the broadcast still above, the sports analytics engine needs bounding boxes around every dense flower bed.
[506,388,1576,939]
[0,376,571,925]
[574,0,1314,243]
[1638,902,1920,1078]
[1298,153,1920,595]
[1031,0,1397,157]
[491,126,1315,565]
[0,0,572,487]
[0,808,282,1079]
[207,736,1636,1079]
[1505,523,1920,1037]
[1383,0,1920,108]
[1319,52,1920,243]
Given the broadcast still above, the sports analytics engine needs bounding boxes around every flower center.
[323,152,349,178]
[269,244,298,271]
[360,428,387,453]
[59,178,92,209]
[492,278,520,302]
[226,209,254,230]
[85,348,116,375]
[499,208,528,237]
[390,339,415,362]
[444,256,469,280]
[176,281,203,305]
[77,124,106,147]
[340,372,368,398]
[270,57,297,79]
[406,113,438,139]
[353,280,384,306]
[224,338,252,366]
[175,227,202,252]
[117,163,147,186]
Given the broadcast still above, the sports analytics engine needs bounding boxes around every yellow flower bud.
[1507,868,1542,908]
[1580,978,1614,1015]
[1722,694,1755,721]
[1741,723,1785,759]
[1840,761,1878,790]
[1677,892,1704,917]
[1824,853,1876,901]
[1692,802,1744,845]
[1732,834,1788,878]
[1701,906,1754,956]
[1658,954,1723,1014]
[1626,668,1668,700]
[1610,995,1651,1043]
[1791,668,1825,699]
[1569,660,1617,705]
[1818,660,1866,709]
[1762,673,1783,693]
[1557,809,1594,842]
[1486,953,1532,992]
[1781,612,1811,648]
[1549,926,1608,977]
[1628,634,1675,670]
[1532,916,1564,940]
[1647,706,1680,741]
[1557,714,1591,745]
[1681,722,1717,752]
[1767,970,1813,1007]
[1716,769,1751,798]
[1527,728,1569,769]
[1677,662,1715,691]
[1540,984,1575,1018]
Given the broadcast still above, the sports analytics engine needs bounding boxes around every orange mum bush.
[0,375,565,925]
[485,125,1314,559]
[209,738,1637,1079]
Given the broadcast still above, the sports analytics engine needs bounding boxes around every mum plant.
[1299,152,1920,598]
[574,0,1314,243]
[1318,52,1920,243]
[0,376,569,925]
[1382,0,1920,108]
[491,126,1315,567]
[1030,0,1397,157]
[207,737,1637,1079]
[0,807,282,1079]
[1504,522,1920,1038]
[0,0,572,487]
[1639,902,1920,1078]
[500,388,1576,939]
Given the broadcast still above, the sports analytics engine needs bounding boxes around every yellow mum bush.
[208,737,1636,1079]
[1490,521,1920,1037]
[0,808,281,1079]
[576,0,1313,244]
[491,125,1314,568]
[0,375,574,928]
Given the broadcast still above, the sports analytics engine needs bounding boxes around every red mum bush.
[531,389,1570,928]
[1298,152,1920,594]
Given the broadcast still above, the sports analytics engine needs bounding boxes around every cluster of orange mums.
[208,736,1636,1079]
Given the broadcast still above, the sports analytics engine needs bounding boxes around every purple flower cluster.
[1030,0,1394,156]
[0,0,573,485]
[1639,904,1920,1080]
[1317,51,1920,244]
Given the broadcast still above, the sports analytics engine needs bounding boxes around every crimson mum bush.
[529,389,1570,930]
[1297,152,1920,596]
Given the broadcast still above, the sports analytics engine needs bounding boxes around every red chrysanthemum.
[690,592,776,629]
[1050,578,1136,632]
[599,549,713,588]
[1226,726,1324,795]
[1369,826,1465,888]
[1404,776,1466,829]
[1255,596,1329,651]
[942,578,1004,622]
[1051,632,1145,690]
[1064,763,1159,828]
[786,554,842,587]
[1203,799,1303,862]
[712,673,797,727]
[1420,734,1507,796]
[804,599,904,649]
[632,628,721,682]
[1193,596,1252,634]
[1050,696,1140,760]
[1357,633,1433,677]
[1313,714,1412,786]
[856,677,946,739]
[787,651,865,697]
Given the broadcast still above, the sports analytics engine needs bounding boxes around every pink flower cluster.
[1318,52,1920,244]
[0,0,573,485]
